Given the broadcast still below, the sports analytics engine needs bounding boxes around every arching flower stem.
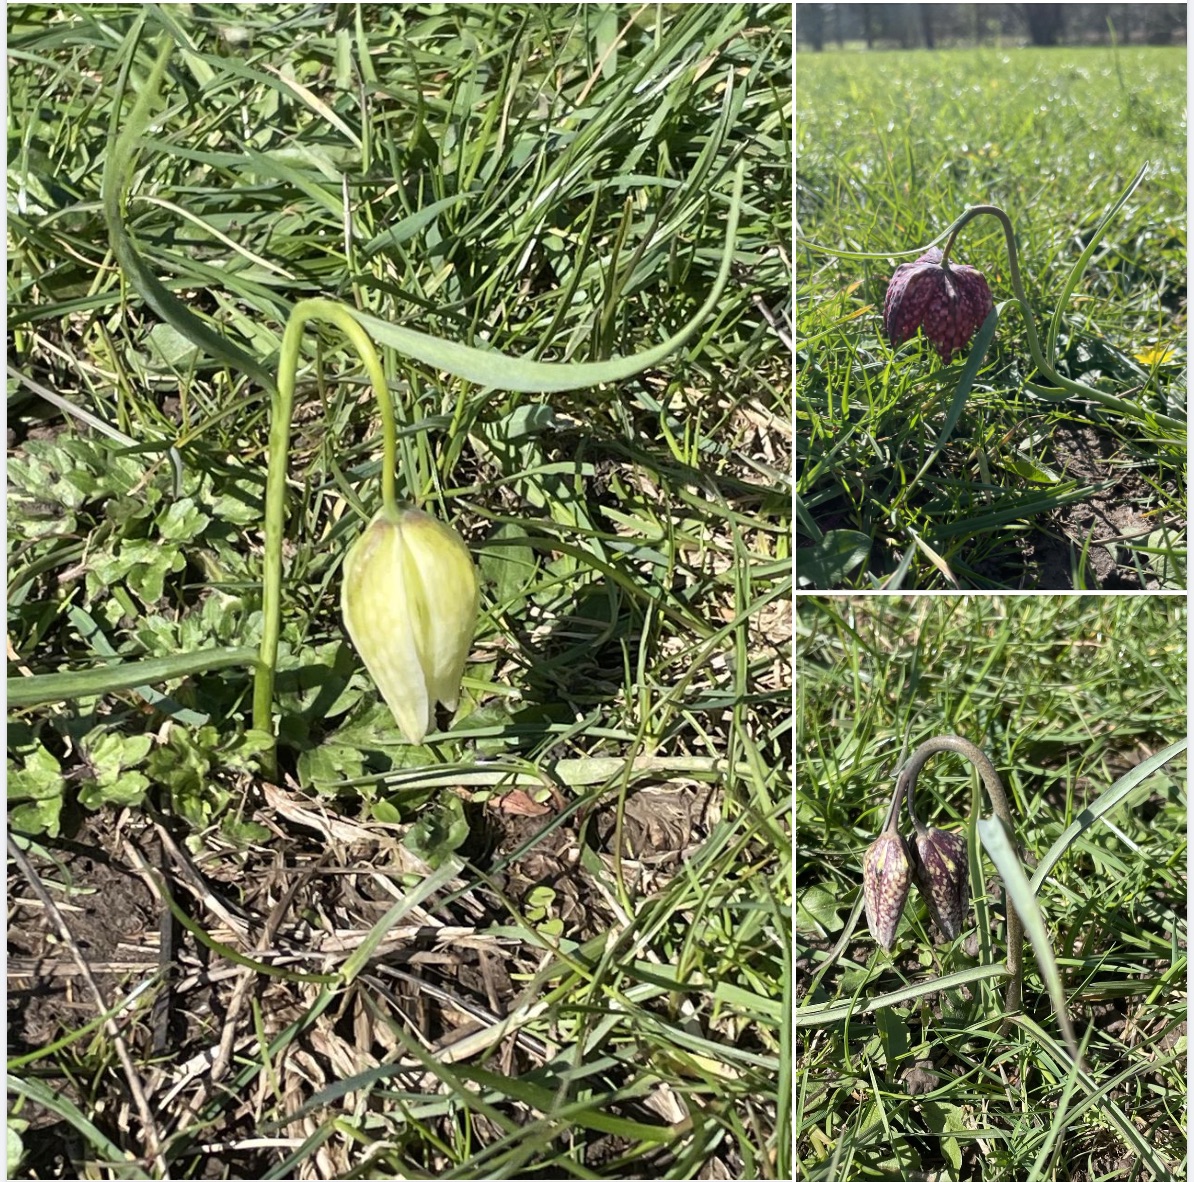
[253,298,398,774]
[891,734,1023,1018]
[941,205,1184,430]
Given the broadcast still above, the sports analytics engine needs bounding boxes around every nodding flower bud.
[911,827,970,941]
[341,506,479,745]
[863,829,914,951]
[883,246,994,363]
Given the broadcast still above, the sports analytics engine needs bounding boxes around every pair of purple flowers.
[864,820,969,952]
[883,246,994,363]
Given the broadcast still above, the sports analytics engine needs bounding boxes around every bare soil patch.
[9,773,723,1177]
[1013,422,1182,589]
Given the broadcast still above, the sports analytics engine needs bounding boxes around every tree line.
[796,4,1186,50]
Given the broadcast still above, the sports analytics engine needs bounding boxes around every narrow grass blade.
[897,305,998,504]
[67,605,209,725]
[1030,737,1187,893]
[793,490,822,541]
[1045,163,1148,365]
[1025,376,1182,427]
[932,482,1099,537]
[907,528,958,586]
[6,975,161,1068]
[1014,1013,1175,1180]
[792,963,1010,1028]
[977,816,1081,1065]
[361,193,471,257]
[152,870,339,984]
[102,32,277,392]
[878,539,918,590]
[1025,1025,1095,1182]
[6,1073,149,1177]
[8,646,258,707]
[455,1063,679,1142]
[339,856,463,984]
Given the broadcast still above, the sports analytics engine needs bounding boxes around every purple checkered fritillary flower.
[910,826,970,941]
[862,829,913,951]
[883,247,994,363]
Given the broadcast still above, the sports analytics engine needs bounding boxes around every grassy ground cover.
[7,5,792,1177]
[796,45,1186,589]
[795,595,1186,1179]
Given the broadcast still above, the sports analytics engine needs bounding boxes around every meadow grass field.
[796,45,1186,589]
[7,5,792,1177]
[795,594,1186,1180]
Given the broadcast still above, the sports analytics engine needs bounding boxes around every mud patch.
[9,775,732,1177]
[1015,422,1182,589]
[9,818,160,1055]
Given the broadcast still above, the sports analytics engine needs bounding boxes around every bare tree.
[801,3,825,51]
[920,3,936,47]
[796,3,1184,50]
[1022,4,1064,45]
[1116,4,1135,43]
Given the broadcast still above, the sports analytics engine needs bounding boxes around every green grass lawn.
[7,5,792,1178]
[796,594,1186,1179]
[796,45,1186,589]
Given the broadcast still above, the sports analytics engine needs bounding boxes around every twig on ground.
[8,835,171,1179]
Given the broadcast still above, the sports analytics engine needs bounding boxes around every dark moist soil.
[9,778,724,1178]
[9,818,163,1180]
[9,826,161,1055]
[1012,422,1182,590]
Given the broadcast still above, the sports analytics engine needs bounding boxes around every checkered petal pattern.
[863,830,914,951]
[911,827,970,941]
[883,247,994,362]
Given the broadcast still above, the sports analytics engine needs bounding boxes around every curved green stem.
[942,206,1061,398]
[943,205,1184,431]
[895,735,1023,1018]
[252,299,397,774]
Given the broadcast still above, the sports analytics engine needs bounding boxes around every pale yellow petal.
[341,507,478,744]
[341,511,431,743]
[398,510,479,711]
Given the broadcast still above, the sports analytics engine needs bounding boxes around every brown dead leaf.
[489,789,552,817]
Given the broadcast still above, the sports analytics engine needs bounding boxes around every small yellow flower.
[341,507,479,744]
[1134,345,1175,367]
